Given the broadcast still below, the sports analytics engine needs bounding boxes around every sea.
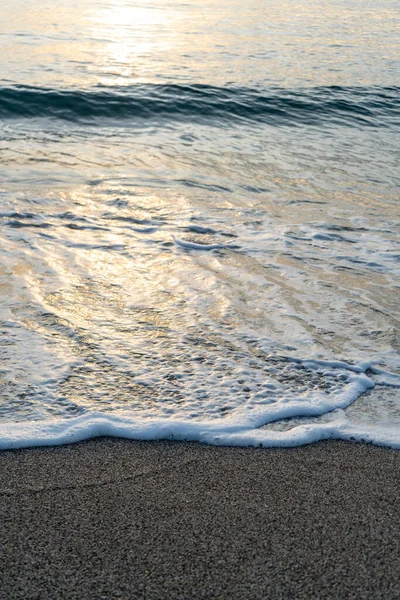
[1,0,399,449]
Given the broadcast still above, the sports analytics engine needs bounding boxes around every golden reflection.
[92,0,174,85]
[3,0,399,89]
[101,0,157,29]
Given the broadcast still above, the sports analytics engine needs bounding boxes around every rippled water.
[0,0,399,448]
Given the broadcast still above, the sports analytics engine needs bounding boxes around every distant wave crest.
[0,84,398,127]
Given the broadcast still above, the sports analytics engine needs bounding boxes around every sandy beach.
[0,438,399,599]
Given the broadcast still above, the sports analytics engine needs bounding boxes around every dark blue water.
[0,84,398,126]
[0,0,399,448]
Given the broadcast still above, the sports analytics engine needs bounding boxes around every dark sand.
[0,439,399,599]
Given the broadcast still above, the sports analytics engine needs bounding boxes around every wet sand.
[0,438,399,599]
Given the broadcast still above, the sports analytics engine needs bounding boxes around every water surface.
[0,0,399,448]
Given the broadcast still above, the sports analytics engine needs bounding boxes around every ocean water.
[1,0,399,449]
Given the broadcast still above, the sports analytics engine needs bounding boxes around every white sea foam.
[0,358,399,450]
[173,236,238,251]
[1,199,399,449]
[1,404,399,451]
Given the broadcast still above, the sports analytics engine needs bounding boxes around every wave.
[0,356,399,450]
[1,409,399,451]
[0,84,398,127]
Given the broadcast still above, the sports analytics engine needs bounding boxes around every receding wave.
[0,84,398,127]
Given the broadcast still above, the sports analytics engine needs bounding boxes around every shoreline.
[1,438,399,599]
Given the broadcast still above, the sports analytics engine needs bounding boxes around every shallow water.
[0,0,399,448]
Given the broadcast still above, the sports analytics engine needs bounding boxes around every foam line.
[0,409,399,451]
[173,236,237,251]
[2,357,398,451]
[284,356,370,374]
